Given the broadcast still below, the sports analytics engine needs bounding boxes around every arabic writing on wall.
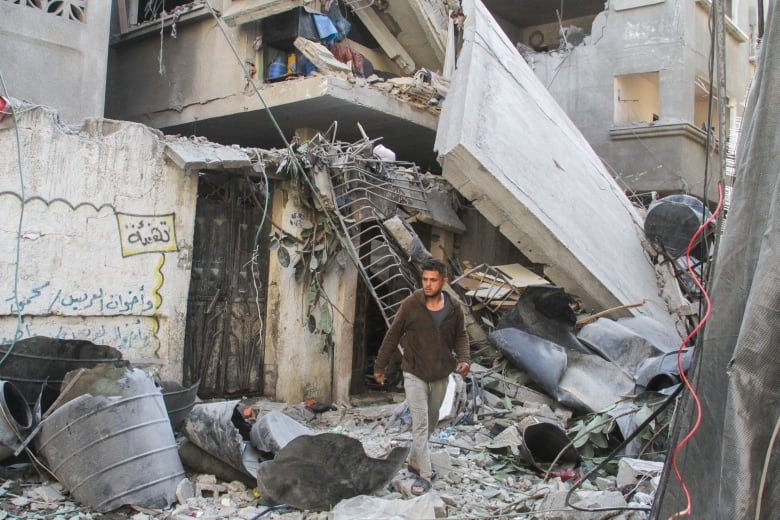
[0,316,157,352]
[117,213,178,257]
[3,281,156,315]
[0,195,183,359]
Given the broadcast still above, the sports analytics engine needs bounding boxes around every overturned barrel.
[36,368,184,512]
[644,194,712,260]
[158,379,200,432]
[0,337,126,407]
[0,380,32,462]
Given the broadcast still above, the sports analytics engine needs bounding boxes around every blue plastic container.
[268,56,286,79]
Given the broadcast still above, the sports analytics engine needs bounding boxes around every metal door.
[183,173,269,398]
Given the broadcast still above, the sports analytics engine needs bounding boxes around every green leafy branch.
[268,214,347,350]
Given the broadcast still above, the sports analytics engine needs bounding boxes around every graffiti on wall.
[0,193,179,357]
[117,213,178,257]
[0,315,159,352]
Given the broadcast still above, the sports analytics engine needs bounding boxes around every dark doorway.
[350,279,390,394]
[183,173,270,398]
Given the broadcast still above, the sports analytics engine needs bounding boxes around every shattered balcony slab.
[435,0,673,327]
[155,76,440,171]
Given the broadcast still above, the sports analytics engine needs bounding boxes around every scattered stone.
[27,484,66,503]
[595,476,616,491]
[616,457,664,488]
[176,478,195,503]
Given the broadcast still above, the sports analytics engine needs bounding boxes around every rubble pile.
[0,364,666,519]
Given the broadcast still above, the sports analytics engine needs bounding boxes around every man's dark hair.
[420,257,447,277]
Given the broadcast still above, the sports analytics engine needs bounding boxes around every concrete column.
[262,130,359,403]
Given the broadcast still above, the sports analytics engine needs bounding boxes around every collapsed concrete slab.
[435,0,675,329]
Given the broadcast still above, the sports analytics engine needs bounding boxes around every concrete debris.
[0,388,668,518]
[436,0,678,332]
[616,458,664,489]
[332,492,445,519]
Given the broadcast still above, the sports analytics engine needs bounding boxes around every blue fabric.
[327,2,351,42]
[311,13,338,46]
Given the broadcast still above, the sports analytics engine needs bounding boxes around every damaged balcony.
[484,0,756,203]
[107,0,451,172]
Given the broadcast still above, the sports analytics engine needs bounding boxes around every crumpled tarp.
[654,4,780,518]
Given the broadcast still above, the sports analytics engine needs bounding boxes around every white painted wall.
[0,105,198,382]
[0,1,111,124]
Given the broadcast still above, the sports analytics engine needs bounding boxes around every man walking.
[373,258,470,495]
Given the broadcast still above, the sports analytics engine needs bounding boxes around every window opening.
[614,72,660,124]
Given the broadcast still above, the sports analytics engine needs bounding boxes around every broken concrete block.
[436,0,677,331]
[430,450,453,478]
[294,37,352,75]
[537,489,628,519]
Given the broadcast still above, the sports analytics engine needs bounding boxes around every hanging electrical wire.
[201,0,387,320]
[0,70,27,367]
[668,181,724,519]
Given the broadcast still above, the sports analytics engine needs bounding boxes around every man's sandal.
[407,464,437,480]
[411,477,431,496]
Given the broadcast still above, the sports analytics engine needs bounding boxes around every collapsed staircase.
[315,137,428,326]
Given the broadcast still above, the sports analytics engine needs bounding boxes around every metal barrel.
[158,379,200,431]
[0,337,126,406]
[0,380,32,461]
[36,370,184,512]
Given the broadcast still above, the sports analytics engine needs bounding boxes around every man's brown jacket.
[375,289,470,382]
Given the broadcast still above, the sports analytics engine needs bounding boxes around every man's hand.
[373,372,386,385]
[456,362,470,377]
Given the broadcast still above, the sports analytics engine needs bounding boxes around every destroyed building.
[487,0,759,203]
[0,0,777,518]
[0,0,760,403]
